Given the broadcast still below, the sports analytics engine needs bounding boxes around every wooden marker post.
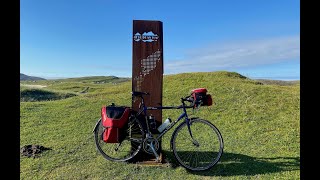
[132,20,164,163]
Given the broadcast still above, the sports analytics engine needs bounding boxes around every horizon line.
[21,72,300,81]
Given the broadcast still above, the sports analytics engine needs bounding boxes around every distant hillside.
[55,75,130,84]
[254,79,300,86]
[20,73,46,81]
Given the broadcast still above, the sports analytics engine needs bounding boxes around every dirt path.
[20,84,47,88]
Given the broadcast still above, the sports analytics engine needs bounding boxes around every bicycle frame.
[133,95,195,141]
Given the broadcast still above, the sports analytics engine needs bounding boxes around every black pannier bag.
[191,88,213,106]
[101,105,130,143]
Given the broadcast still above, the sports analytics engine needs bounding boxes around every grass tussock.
[20,89,77,102]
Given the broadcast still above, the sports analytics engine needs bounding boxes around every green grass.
[20,71,300,179]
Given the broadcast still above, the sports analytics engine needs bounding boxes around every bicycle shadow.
[162,151,300,176]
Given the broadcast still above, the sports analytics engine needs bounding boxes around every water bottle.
[148,115,157,130]
[157,118,172,133]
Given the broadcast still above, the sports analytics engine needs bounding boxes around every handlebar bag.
[101,106,130,143]
[191,88,213,106]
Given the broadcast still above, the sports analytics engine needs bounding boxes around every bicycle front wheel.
[171,118,223,171]
[94,117,144,162]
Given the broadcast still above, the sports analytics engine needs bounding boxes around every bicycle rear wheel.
[171,118,223,171]
[94,117,144,162]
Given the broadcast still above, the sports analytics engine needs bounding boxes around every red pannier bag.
[101,106,130,143]
[191,88,213,106]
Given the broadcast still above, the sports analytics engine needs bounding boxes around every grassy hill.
[20,71,300,179]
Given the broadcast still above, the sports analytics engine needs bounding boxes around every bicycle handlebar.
[132,91,195,108]
[181,95,196,108]
[132,91,150,97]
[182,97,194,102]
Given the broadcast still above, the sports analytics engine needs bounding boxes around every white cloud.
[165,35,300,74]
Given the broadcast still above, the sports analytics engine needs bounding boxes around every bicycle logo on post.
[133,31,159,42]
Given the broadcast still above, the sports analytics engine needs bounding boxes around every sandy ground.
[20,84,47,88]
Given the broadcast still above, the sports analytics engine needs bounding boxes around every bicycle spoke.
[186,152,194,166]
[198,152,207,165]
[202,151,214,161]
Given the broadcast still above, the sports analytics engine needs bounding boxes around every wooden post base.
[134,152,171,167]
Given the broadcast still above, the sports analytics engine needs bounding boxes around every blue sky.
[20,0,300,80]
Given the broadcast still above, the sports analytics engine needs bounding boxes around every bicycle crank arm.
[147,143,160,162]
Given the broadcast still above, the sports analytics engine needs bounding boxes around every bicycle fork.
[186,119,200,147]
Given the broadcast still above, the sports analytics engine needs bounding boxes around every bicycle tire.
[171,118,223,171]
[94,117,145,162]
